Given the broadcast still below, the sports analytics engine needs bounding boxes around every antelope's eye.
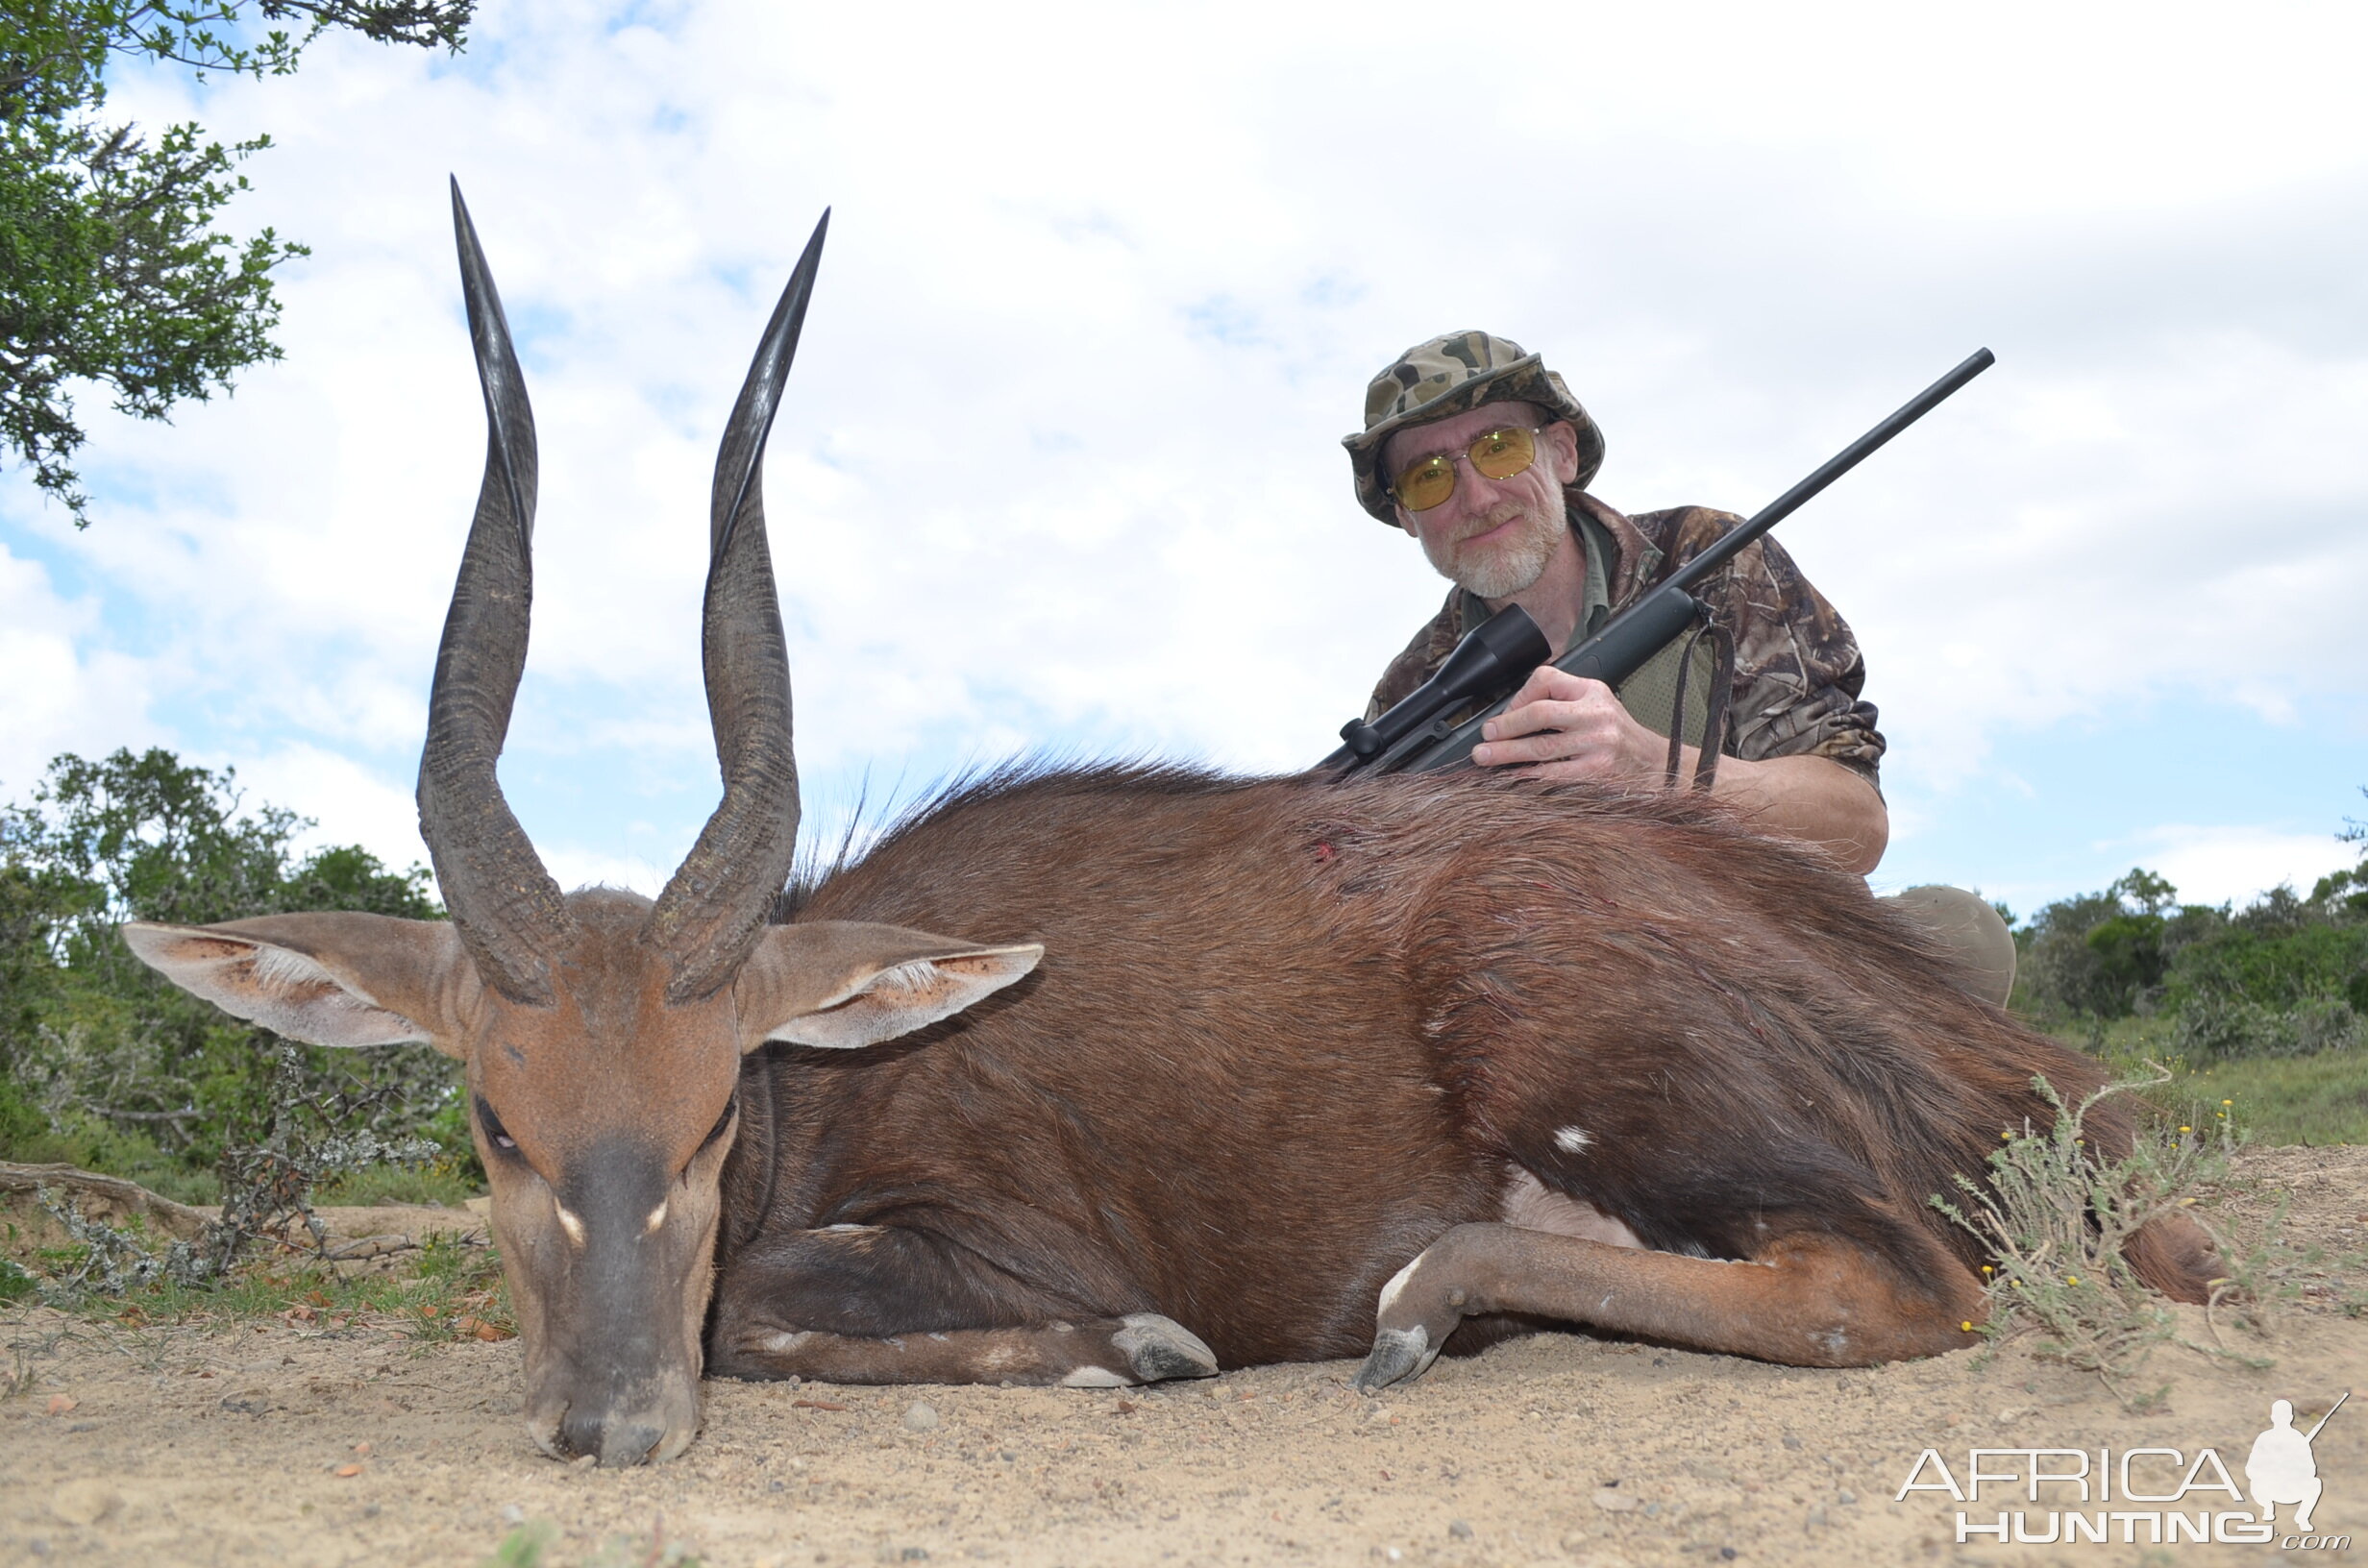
[475,1096,519,1154]
[700,1093,738,1154]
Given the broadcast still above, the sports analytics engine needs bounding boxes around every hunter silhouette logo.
[2248,1392,2345,1534]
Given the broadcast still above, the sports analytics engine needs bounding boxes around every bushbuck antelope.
[125,187,2219,1467]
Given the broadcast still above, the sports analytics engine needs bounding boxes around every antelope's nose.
[555,1408,666,1468]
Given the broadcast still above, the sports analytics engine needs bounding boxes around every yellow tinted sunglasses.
[1390,426,1542,513]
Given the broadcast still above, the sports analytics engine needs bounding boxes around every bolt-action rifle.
[1321,349,1996,778]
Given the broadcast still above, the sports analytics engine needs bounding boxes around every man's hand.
[1469,666,1667,784]
[1467,662,1890,873]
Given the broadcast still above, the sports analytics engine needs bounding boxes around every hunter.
[1344,330,2015,1003]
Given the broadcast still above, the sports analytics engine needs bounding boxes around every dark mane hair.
[774,758,1259,920]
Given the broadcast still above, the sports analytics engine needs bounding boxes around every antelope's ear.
[736,919,1042,1051]
[121,915,471,1057]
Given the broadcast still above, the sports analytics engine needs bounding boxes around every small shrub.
[34,1187,212,1292]
[1933,1067,2259,1407]
[24,1220,511,1338]
[2172,995,2362,1066]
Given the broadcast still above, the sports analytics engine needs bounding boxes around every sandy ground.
[3,1149,2365,1568]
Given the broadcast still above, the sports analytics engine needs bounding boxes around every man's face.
[1383,402,1581,600]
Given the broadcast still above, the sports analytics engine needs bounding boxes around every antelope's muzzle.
[512,1143,714,1467]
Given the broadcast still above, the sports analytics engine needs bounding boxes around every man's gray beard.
[1425,504,1562,600]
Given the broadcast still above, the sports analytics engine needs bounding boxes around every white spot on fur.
[643,1200,667,1235]
[1553,1125,1592,1154]
[1060,1366,1129,1387]
[821,1223,875,1234]
[555,1206,586,1247]
[763,1331,813,1353]
[1377,1255,1423,1317]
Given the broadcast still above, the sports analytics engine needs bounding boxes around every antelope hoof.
[1359,1237,1470,1391]
[1112,1313,1219,1382]
[1355,1326,1438,1393]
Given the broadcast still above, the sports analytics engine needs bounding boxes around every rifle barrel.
[1657,347,1994,602]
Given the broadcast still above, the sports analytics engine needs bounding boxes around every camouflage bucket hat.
[1343,331,1605,525]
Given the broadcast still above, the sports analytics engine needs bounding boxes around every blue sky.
[3,0,2362,919]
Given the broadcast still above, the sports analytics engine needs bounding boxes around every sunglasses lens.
[1393,456,1457,512]
[1469,427,1538,480]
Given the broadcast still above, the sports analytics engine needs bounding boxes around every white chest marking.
[644,1200,668,1235]
[1500,1167,1643,1249]
[1553,1125,1593,1154]
[555,1205,587,1247]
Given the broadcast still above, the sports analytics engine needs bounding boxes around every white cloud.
[2102,825,2359,909]
[229,744,427,873]
[2,0,2361,908]
[0,547,157,794]
[539,846,670,902]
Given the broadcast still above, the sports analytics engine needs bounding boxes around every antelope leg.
[1355,1221,1983,1392]
[707,1223,1216,1386]
[710,1314,1217,1387]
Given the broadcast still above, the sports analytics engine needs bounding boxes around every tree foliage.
[0,747,454,1196]
[2013,801,2368,1065]
[1,0,473,524]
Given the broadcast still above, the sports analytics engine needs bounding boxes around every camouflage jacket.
[1367,491,1887,785]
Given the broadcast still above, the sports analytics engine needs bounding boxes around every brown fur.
[709,763,2214,1373]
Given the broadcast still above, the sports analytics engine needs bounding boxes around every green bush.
[2016,869,2218,1020]
[2163,920,2368,1017]
[0,748,475,1204]
[2015,809,2368,1070]
[2171,994,2364,1066]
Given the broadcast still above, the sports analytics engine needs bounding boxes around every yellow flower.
[1982,1264,1993,1274]
[1961,1321,1975,1332]
[2180,1125,2192,1133]
[2067,1276,2080,1286]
